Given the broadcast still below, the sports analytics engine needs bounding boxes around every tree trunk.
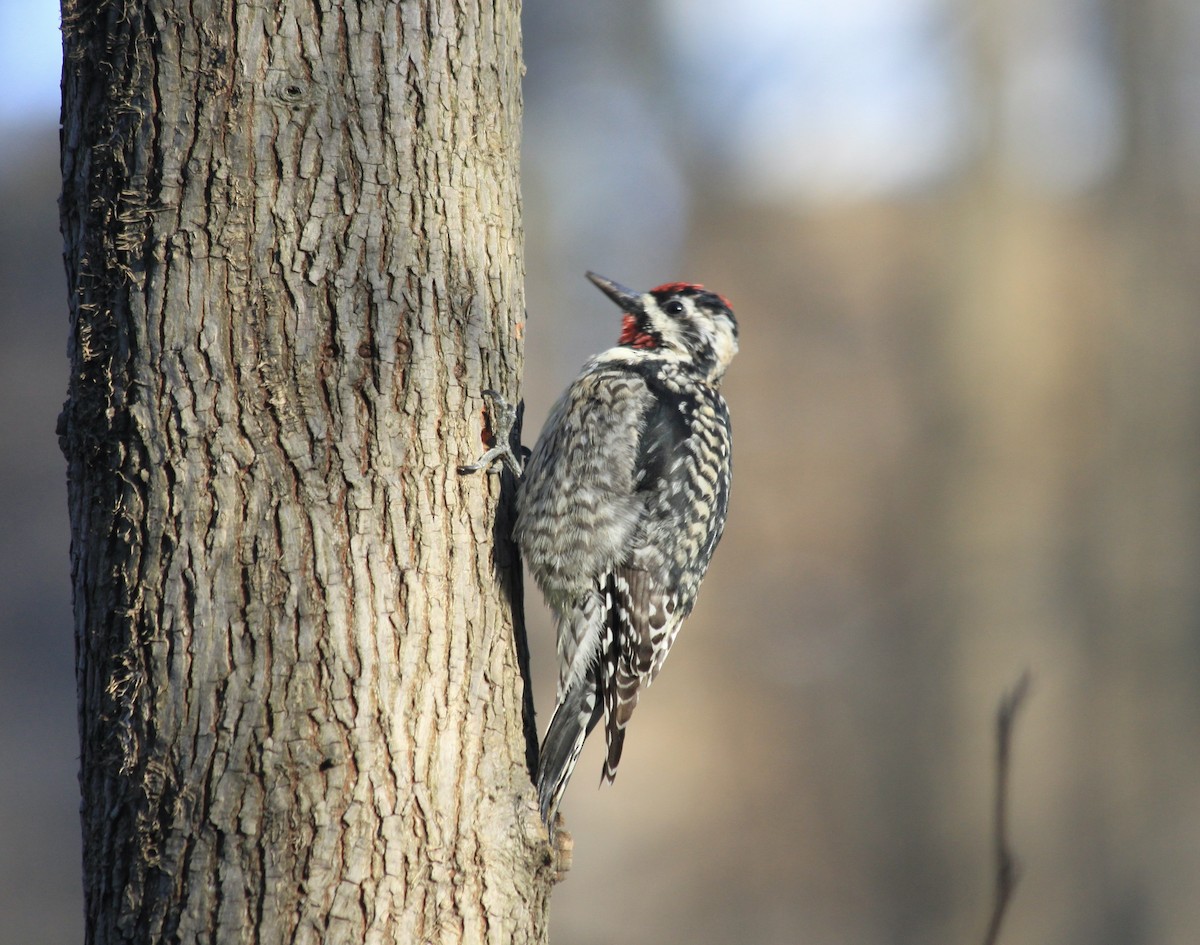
[58,1,551,942]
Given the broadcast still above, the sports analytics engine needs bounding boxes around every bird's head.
[586,272,739,382]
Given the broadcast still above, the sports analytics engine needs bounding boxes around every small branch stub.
[551,818,574,884]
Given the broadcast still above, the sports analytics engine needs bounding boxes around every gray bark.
[59,1,552,942]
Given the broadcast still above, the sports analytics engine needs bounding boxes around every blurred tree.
[58,1,551,942]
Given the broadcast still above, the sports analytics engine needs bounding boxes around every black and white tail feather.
[536,663,603,821]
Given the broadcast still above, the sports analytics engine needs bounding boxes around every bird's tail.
[536,669,603,824]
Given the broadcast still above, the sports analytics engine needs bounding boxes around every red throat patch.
[619,313,657,349]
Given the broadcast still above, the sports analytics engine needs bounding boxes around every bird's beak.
[586,272,643,315]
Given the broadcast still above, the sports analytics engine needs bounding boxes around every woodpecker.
[507,272,739,824]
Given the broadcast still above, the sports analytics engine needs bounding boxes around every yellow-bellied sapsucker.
[463,272,738,824]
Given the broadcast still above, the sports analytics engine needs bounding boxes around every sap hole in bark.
[277,80,310,107]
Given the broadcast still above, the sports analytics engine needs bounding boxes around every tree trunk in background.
[59,1,551,942]
[1086,5,1200,940]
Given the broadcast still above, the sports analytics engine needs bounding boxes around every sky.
[0,1,60,127]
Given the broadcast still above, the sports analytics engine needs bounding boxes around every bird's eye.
[663,300,685,316]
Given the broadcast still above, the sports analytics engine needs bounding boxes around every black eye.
[663,299,685,316]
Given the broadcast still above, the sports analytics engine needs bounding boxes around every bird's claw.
[458,389,526,478]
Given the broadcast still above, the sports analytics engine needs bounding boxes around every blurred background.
[4,0,1199,942]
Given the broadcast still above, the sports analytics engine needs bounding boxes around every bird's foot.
[458,389,527,478]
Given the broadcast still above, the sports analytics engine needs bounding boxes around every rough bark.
[59,1,552,942]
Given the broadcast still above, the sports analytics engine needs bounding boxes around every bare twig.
[981,671,1032,945]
